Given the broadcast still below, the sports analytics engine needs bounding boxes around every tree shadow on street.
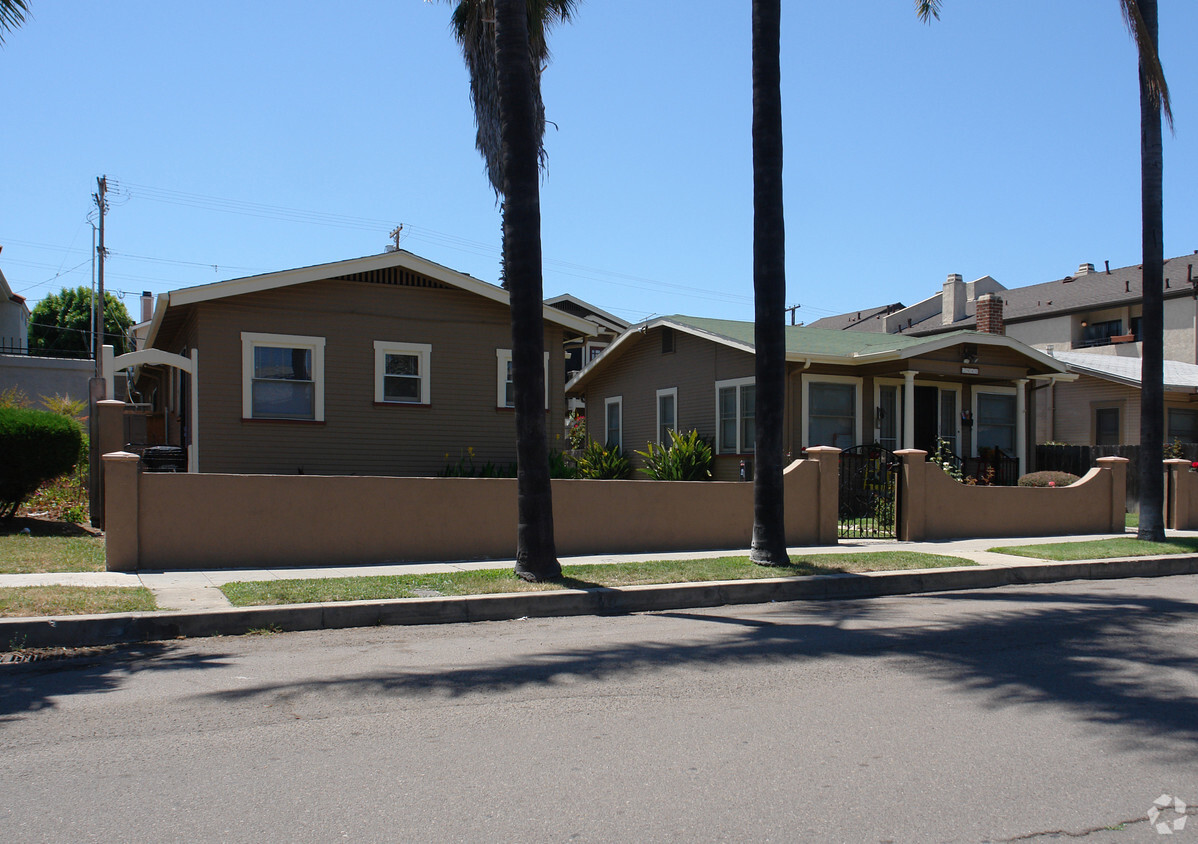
[195,582,1198,755]
[0,643,233,719]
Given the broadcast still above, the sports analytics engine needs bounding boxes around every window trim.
[801,374,862,450]
[241,332,325,421]
[496,348,550,410]
[656,387,678,445]
[714,376,755,455]
[972,386,1017,458]
[605,395,623,450]
[373,341,431,405]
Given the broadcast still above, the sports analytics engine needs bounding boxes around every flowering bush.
[1017,471,1080,488]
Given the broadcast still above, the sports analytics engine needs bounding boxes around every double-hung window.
[605,396,623,449]
[804,376,860,449]
[656,387,677,444]
[975,390,1016,455]
[1168,408,1198,443]
[496,349,550,409]
[242,332,325,421]
[715,377,755,454]
[373,341,431,405]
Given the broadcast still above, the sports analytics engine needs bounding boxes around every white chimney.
[1076,263,1095,276]
[942,273,966,325]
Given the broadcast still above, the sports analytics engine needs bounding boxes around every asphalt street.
[3,575,1197,843]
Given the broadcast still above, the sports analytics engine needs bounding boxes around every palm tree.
[749,0,790,566]
[439,0,575,581]
[0,0,29,44]
[917,1,1171,541]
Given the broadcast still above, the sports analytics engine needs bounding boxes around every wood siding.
[166,277,567,476]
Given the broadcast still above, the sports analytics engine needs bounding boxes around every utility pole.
[387,224,403,252]
[785,303,801,325]
[92,176,108,370]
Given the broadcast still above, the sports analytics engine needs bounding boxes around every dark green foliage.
[636,429,713,481]
[1018,471,1081,488]
[548,448,578,479]
[573,440,632,479]
[0,406,84,518]
[28,286,133,356]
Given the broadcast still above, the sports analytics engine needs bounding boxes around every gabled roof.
[805,302,904,332]
[146,250,598,348]
[544,294,630,334]
[1051,349,1198,393]
[567,315,1069,392]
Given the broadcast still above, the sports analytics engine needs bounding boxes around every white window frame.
[373,341,431,405]
[714,376,755,455]
[241,332,325,421]
[801,374,862,449]
[496,349,550,409]
[972,386,1017,458]
[656,387,678,444]
[605,396,623,450]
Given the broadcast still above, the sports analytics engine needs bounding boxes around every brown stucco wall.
[897,450,1126,540]
[159,277,567,476]
[103,454,837,570]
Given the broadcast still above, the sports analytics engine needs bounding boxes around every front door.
[914,386,939,454]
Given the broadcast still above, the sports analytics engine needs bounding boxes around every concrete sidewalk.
[0,531,1156,610]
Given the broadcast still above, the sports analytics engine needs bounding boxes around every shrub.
[636,429,713,480]
[0,406,84,518]
[0,386,31,408]
[40,393,88,419]
[573,441,632,479]
[1018,471,1081,488]
[548,449,579,479]
[566,411,587,450]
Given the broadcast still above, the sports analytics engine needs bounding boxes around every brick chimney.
[141,291,153,322]
[976,293,1005,335]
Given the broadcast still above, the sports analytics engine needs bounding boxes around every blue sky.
[3,1,1195,326]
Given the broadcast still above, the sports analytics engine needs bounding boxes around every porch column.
[1016,378,1028,478]
[188,348,199,473]
[901,370,917,450]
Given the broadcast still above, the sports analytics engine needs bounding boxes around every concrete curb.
[4,555,1198,649]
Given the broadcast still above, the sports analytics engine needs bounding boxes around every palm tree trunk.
[749,0,790,566]
[494,0,561,580]
[1136,0,1165,542]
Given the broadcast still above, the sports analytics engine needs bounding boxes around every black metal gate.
[838,445,900,539]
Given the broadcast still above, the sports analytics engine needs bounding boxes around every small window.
[1095,407,1120,446]
[373,341,431,405]
[661,327,675,354]
[808,382,856,449]
[1167,408,1198,443]
[976,391,1016,455]
[715,378,755,454]
[605,396,623,449]
[656,387,677,444]
[241,332,325,421]
[496,349,550,409]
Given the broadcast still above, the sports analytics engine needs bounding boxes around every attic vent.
[1076,263,1095,276]
[661,327,675,354]
[338,267,453,290]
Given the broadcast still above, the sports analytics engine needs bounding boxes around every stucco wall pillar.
[103,451,141,572]
[1164,458,1190,530]
[1095,456,1129,533]
[95,400,126,529]
[895,449,928,541]
[1015,378,1028,477]
[804,446,841,545]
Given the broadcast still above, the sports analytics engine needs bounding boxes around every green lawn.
[0,535,106,574]
[220,551,974,607]
[0,586,156,618]
[991,537,1198,561]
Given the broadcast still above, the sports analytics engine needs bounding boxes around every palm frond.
[1119,0,1173,131]
[438,0,577,198]
[0,0,30,45]
[914,0,941,24]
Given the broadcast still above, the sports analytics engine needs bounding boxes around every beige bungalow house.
[126,250,597,475]
[566,316,1072,481]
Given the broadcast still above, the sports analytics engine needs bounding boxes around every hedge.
[0,406,84,518]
